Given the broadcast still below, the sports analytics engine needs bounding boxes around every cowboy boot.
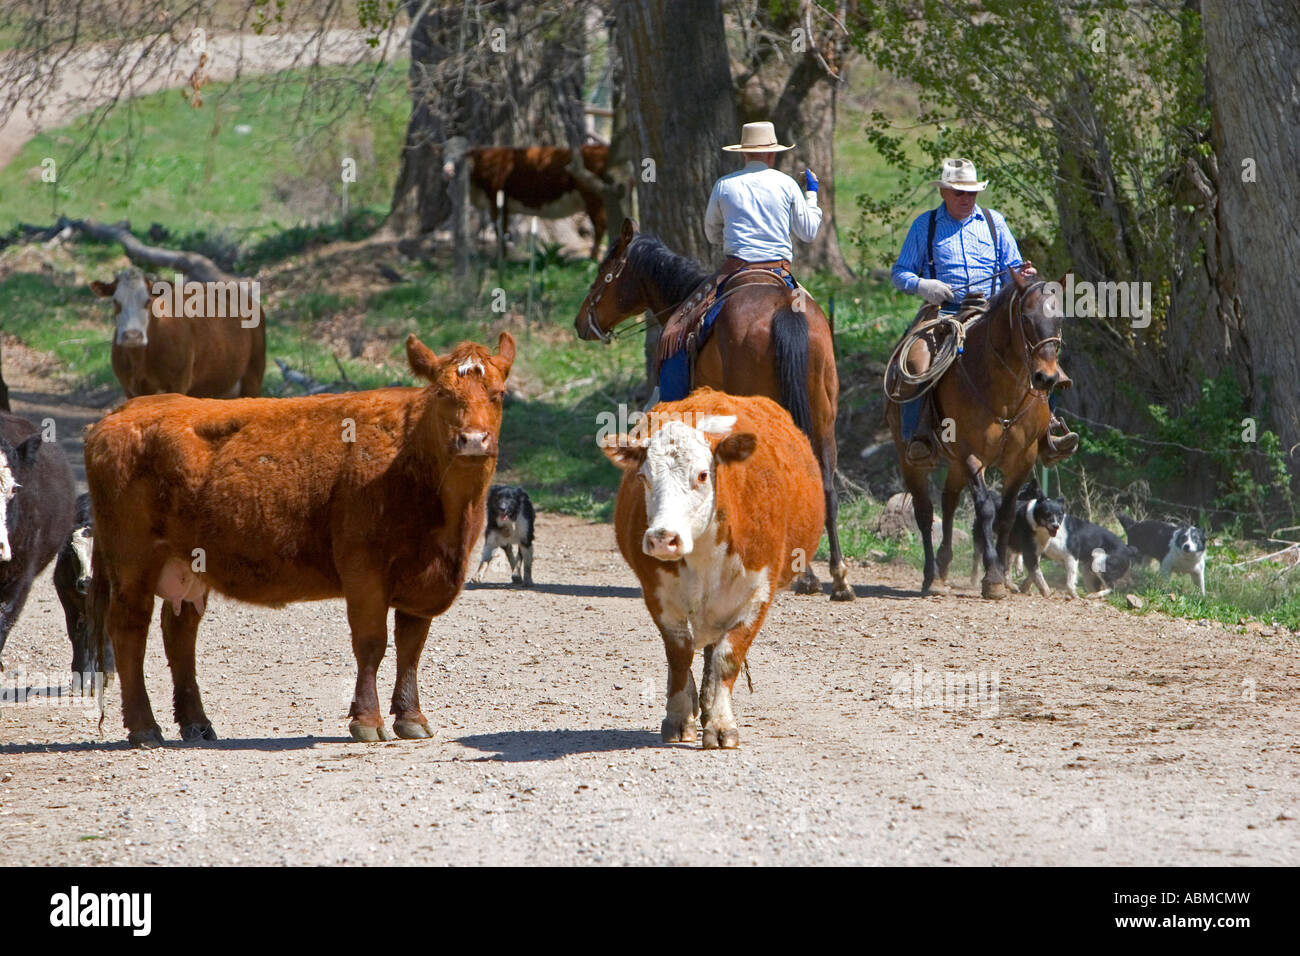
[906,395,941,466]
[1040,415,1080,466]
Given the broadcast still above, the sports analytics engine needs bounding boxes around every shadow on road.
[455,728,663,761]
[465,581,642,599]
[0,734,352,754]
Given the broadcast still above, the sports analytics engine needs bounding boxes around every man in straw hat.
[890,157,1078,466]
[657,122,820,401]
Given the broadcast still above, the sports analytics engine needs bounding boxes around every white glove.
[916,278,954,305]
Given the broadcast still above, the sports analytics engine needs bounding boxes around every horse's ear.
[620,218,637,246]
[1009,264,1028,289]
[1055,272,1069,288]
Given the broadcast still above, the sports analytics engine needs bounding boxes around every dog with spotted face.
[1119,515,1207,595]
[474,484,535,587]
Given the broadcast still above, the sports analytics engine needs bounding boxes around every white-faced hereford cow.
[90,267,266,398]
[454,145,610,260]
[601,389,824,749]
[83,333,514,747]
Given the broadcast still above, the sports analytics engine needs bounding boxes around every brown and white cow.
[83,332,515,747]
[601,389,824,749]
[90,267,266,398]
[454,145,610,260]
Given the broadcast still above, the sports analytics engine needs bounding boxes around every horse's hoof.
[128,726,164,749]
[348,720,394,742]
[830,583,855,602]
[393,718,433,740]
[179,722,217,741]
[982,579,1009,600]
[661,718,697,744]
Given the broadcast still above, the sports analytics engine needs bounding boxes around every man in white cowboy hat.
[703,120,822,267]
[656,121,821,402]
[890,157,1078,465]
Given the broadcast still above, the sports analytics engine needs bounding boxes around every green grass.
[0,66,408,239]
[1108,561,1300,631]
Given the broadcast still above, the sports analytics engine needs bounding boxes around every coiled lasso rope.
[883,309,968,403]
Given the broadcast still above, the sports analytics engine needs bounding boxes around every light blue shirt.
[892,204,1024,301]
[704,161,822,262]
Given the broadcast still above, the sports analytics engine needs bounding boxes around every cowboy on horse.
[656,121,822,400]
[890,158,1079,467]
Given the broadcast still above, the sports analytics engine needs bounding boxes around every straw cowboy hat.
[723,121,794,153]
[930,157,988,192]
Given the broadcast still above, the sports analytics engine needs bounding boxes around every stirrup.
[906,435,940,466]
[1040,429,1079,467]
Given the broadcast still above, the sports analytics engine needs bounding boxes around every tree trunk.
[1203,0,1300,459]
[616,0,736,264]
[767,2,853,277]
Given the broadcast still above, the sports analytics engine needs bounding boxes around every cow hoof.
[661,718,697,744]
[511,573,522,584]
[830,583,855,602]
[393,718,433,740]
[180,722,217,741]
[348,720,394,742]
[791,571,821,595]
[701,727,739,750]
[128,727,164,749]
[982,579,1009,600]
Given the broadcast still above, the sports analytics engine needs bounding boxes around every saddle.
[655,257,798,372]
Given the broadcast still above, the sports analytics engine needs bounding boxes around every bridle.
[953,278,1065,464]
[997,279,1063,378]
[583,241,633,343]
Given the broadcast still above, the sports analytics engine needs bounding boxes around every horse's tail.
[772,306,813,440]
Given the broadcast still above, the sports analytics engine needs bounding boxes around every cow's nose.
[643,529,682,559]
[1031,369,1058,391]
[455,431,492,456]
[118,329,145,347]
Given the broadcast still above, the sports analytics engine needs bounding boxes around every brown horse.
[575,218,852,601]
[885,267,1068,598]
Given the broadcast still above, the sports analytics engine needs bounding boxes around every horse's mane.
[626,233,712,306]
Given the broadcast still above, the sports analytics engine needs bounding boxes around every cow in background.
[601,390,824,749]
[90,267,266,399]
[84,332,514,747]
[0,414,76,670]
[447,144,611,260]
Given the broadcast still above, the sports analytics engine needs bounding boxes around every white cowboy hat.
[931,157,988,192]
[723,121,794,153]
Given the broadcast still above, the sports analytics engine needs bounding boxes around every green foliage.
[848,0,1210,333]
[1068,370,1294,530]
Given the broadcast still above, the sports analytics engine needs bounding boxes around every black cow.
[0,414,77,670]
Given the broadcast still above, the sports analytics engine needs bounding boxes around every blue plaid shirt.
[891,205,1024,303]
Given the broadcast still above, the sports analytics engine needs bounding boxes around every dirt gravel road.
[2,501,1297,865]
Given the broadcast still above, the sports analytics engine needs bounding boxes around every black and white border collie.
[973,480,1138,598]
[1119,515,1207,594]
[474,484,535,587]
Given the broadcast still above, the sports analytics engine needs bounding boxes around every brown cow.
[601,389,824,749]
[84,332,515,747]
[458,145,610,259]
[90,267,266,398]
